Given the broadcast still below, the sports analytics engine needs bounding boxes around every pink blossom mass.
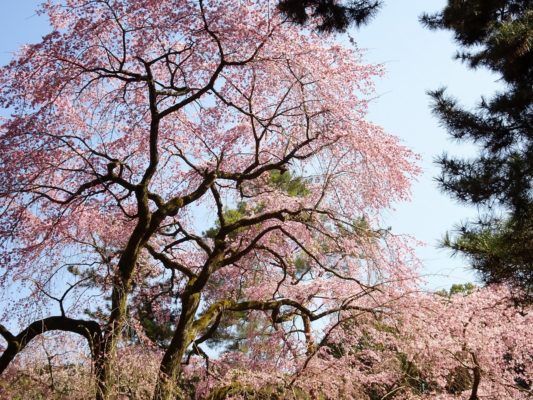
[0,1,530,399]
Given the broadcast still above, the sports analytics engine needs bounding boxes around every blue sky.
[0,1,501,291]
[354,0,501,289]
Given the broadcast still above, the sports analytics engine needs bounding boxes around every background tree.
[422,0,533,300]
[183,285,533,400]
[397,285,532,400]
[0,1,417,399]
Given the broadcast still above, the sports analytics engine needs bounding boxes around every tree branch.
[0,317,102,375]
[145,244,196,279]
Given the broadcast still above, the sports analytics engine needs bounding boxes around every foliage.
[422,0,533,300]
[435,282,476,298]
[278,0,381,32]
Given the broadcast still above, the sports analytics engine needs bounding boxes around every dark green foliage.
[204,202,250,239]
[449,282,476,296]
[422,1,533,82]
[443,218,533,295]
[202,310,249,351]
[422,1,533,300]
[277,0,381,32]
[205,170,310,240]
[366,352,434,399]
[269,170,310,197]
[397,353,435,396]
[137,301,176,348]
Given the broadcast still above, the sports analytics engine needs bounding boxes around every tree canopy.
[0,1,416,399]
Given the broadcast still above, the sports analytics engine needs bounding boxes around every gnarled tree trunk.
[154,290,202,400]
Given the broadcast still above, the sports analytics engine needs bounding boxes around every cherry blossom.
[0,1,419,399]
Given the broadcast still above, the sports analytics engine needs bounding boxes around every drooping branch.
[183,312,223,367]
[33,276,92,317]
[0,316,102,375]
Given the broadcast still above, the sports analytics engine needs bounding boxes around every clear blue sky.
[0,1,501,291]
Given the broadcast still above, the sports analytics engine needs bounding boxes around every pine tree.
[422,1,533,299]
[278,0,381,32]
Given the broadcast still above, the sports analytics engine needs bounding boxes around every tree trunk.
[95,206,154,399]
[95,264,140,400]
[153,291,201,400]
[94,347,110,400]
[469,353,481,400]
[95,285,130,400]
